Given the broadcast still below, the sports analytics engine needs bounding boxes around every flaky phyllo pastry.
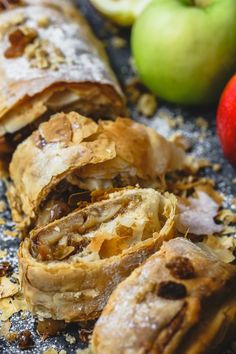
[0,0,125,154]
[19,188,177,321]
[92,238,236,354]
[8,112,185,233]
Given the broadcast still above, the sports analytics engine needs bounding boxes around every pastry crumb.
[37,16,50,28]
[59,350,67,354]
[43,348,58,354]
[76,345,93,354]
[0,217,5,225]
[6,331,18,342]
[195,117,208,130]
[111,36,126,48]
[212,163,221,172]
[0,201,6,212]
[137,93,157,117]
[170,132,192,151]
[0,249,7,258]
[4,230,18,238]
[64,333,76,344]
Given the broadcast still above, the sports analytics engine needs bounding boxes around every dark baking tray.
[0,0,235,353]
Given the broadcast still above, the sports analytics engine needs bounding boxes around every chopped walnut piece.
[35,48,50,69]
[51,47,65,69]
[26,37,65,70]
[157,281,187,300]
[64,333,76,344]
[37,16,50,28]
[11,12,25,26]
[17,330,34,350]
[166,256,195,279]
[5,27,37,59]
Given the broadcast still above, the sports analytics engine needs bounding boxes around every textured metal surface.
[0,0,235,353]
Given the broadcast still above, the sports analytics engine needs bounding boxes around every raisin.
[0,261,12,277]
[157,281,187,300]
[49,202,70,223]
[4,28,37,59]
[166,256,195,279]
[17,330,34,349]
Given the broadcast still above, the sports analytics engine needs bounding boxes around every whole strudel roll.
[92,238,236,354]
[0,0,124,154]
[8,112,185,233]
[19,188,177,322]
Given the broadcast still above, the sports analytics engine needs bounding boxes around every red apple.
[217,74,236,167]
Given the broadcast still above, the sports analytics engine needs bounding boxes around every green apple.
[90,0,151,26]
[131,0,236,105]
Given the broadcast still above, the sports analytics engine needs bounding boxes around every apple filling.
[30,189,174,263]
[34,167,142,229]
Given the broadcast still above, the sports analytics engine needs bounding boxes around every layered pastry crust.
[0,0,124,153]
[8,112,185,232]
[19,188,177,322]
[92,238,236,354]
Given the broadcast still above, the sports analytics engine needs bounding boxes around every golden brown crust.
[100,118,185,178]
[8,112,115,229]
[8,112,185,232]
[19,188,177,322]
[0,0,124,149]
[92,238,236,354]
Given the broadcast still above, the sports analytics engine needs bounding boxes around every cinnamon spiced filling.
[30,191,167,262]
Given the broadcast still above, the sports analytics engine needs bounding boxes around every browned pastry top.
[8,112,185,230]
[92,238,236,354]
[0,1,123,136]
